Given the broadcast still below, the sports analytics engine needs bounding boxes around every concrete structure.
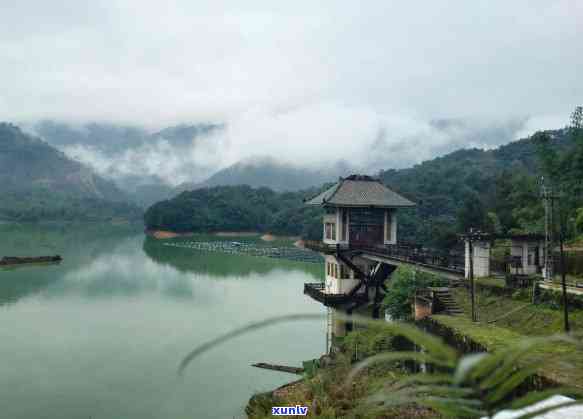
[465,240,491,279]
[324,254,376,295]
[307,175,414,250]
[509,236,545,276]
[305,175,415,306]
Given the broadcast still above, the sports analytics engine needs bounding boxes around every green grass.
[475,276,506,288]
[433,287,583,389]
[451,286,583,335]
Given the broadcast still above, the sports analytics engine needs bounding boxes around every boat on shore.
[0,255,62,266]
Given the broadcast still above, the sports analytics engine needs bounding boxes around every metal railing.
[303,239,466,274]
[351,243,465,273]
[303,282,368,307]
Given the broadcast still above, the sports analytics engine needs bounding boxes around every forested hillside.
[379,127,579,247]
[0,123,142,222]
[144,185,324,239]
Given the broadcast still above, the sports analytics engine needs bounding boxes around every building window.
[325,223,336,241]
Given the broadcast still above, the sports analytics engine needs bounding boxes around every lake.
[0,224,325,419]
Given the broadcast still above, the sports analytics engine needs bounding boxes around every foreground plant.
[349,334,583,418]
[178,314,583,418]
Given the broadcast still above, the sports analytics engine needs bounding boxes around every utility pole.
[541,177,554,281]
[467,229,477,322]
[541,181,570,333]
[558,204,570,333]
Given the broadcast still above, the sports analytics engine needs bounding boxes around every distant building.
[508,235,545,276]
[305,174,415,248]
[303,175,415,312]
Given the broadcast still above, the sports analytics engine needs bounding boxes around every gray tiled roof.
[305,175,415,208]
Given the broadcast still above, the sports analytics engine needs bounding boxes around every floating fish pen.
[163,240,323,263]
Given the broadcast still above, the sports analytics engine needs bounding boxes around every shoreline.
[146,229,302,243]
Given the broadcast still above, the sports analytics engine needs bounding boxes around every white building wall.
[324,255,369,295]
[465,240,491,278]
[510,240,542,276]
[525,244,538,275]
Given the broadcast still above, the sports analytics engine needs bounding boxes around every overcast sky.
[1,0,582,174]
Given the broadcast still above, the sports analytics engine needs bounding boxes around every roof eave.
[317,202,416,208]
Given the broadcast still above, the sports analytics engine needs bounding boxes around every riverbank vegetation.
[382,267,446,321]
[244,316,582,418]
[247,324,438,418]
[144,185,324,239]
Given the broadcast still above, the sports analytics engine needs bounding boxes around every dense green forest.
[0,123,142,222]
[380,109,583,248]
[144,185,324,238]
[145,108,583,248]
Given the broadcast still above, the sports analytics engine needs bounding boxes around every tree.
[571,106,583,130]
[429,222,459,250]
[533,131,561,183]
[485,211,502,235]
[382,267,444,320]
[457,193,486,233]
[575,208,583,235]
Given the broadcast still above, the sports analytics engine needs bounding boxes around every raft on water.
[0,255,62,266]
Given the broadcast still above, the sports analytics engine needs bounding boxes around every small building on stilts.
[303,175,416,329]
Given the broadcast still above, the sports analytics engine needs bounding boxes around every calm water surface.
[0,225,325,419]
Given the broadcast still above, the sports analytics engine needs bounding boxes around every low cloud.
[40,106,554,189]
[8,1,578,185]
[57,129,227,187]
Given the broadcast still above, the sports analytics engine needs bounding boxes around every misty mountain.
[34,121,223,155]
[151,124,222,147]
[31,120,225,206]
[177,157,353,192]
[146,127,578,245]
[0,123,141,222]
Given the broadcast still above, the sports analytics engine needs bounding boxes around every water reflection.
[0,264,62,306]
[46,237,196,300]
[142,236,322,279]
[0,225,326,419]
[0,224,141,305]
